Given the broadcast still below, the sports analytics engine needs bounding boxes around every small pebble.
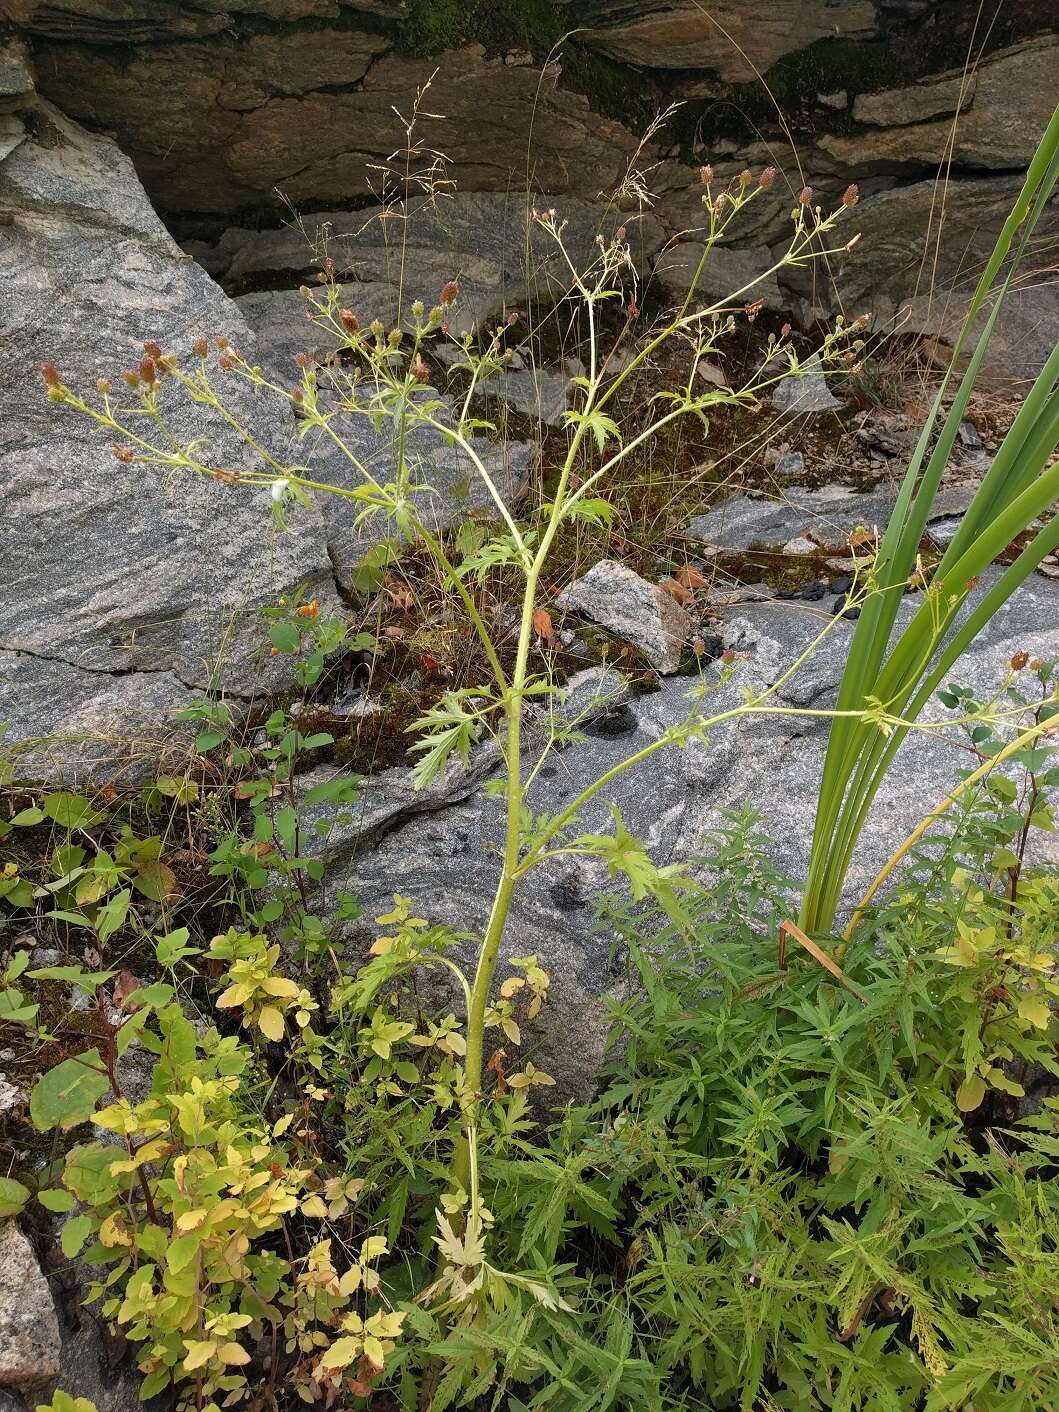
[802,581,827,601]
[829,574,853,595]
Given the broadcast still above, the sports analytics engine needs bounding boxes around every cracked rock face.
[0,97,340,781]
[312,564,1059,1101]
[556,560,692,674]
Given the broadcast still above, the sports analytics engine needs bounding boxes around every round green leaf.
[30,1050,110,1132]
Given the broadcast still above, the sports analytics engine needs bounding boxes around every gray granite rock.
[0,99,339,782]
[653,240,784,311]
[686,483,986,559]
[686,485,896,553]
[771,354,842,415]
[488,364,576,428]
[556,561,691,673]
[0,1222,61,1391]
[825,37,1059,171]
[205,193,664,337]
[313,570,1059,1100]
[0,40,34,104]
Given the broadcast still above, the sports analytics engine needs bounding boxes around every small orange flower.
[297,599,319,619]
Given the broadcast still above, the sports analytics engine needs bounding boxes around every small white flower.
[271,478,290,503]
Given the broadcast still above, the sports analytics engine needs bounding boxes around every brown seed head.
[40,362,61,388]
[713,192,728,214]
[780,322,792,339]
[143,339,162,361]
[1010,650,1030,671]
[214,336,229,350]
[193,336,208,358]
[627,299,640,320]
[97,377,111,394]
[323,256,336,276]
[112,443,135,463]
[739,168,752,189]
[842,183,860,207]
[759,165,777,190]
[439,280,459,307]
[799,185,813,206]
[218,354,234,371]
[139,355,157,385]
[699,164,713,185]
[295,352,308,368]
[339,308,359,333]
[291,388,304,404]
[122,369,139,388]
[411,354,431,384]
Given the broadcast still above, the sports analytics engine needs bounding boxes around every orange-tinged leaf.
[532,608,555,645]
[659,578,693,605]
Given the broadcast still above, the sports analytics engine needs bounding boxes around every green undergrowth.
[3,695,1059,1409]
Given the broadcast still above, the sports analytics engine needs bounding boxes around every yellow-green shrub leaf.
[0,1177,30,1216]
[956,1075,986,1111]
[30,1051,110,1131]
[258,1006,284,1042]
[61,1214,94,1257]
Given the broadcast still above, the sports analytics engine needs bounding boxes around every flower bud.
[799,186,813,206]
[615,225,626,242]
[40,363,61,388]
[439,280,459,307]
[214,336,229,350]
[122,369,139,388]
[842,183,860,207]
[780,323,792,339]
[139,355,157,384]
[759,166,777,190]
[193,336,208,358]
[112,443,135,463]
[143,339,162,360]
[299,285,311,299]
[97,377,111,395]
[739,168,752,189]
[339,308,359,333]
